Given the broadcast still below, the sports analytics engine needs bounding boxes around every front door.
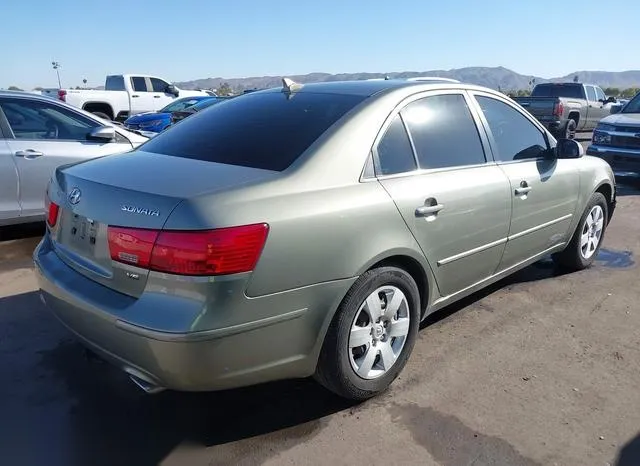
[471,93,580,271]
[0,96,133,218]
[149,77,175,109]
[376,92,511,297]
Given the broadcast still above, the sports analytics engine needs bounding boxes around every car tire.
[552,192,608,271]
[92,111,111,121]
[558,119,577,140]
[314,266,421,400]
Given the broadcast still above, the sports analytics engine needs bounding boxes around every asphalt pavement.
[1,136,639,466]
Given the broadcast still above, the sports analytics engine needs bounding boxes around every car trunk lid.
[49,151,278,297]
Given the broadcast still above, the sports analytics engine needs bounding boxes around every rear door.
[0,96,134,218]
[470,92,580,271]
[377,91,511,298]
[0,126,21,222]
[129,76,155,115]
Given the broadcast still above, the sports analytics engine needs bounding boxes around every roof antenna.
[282,77,303,93]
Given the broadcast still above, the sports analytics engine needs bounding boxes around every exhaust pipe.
[127,372,165,394]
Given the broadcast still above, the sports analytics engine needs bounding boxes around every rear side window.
[375,115,417,176]
[401,94,486,169]
[141,91,366,171]
[131,77,147,92]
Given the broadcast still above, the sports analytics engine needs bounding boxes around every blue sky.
[4,0,639,89]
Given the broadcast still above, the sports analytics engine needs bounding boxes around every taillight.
[108,227,159,268]
[553,101,564,117]
[58,89,67,102]
[107,223,269,276]
[47,201,60,227]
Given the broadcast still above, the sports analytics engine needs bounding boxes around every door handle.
[15,149,44,159]
[153,95,160,98]
[132,95,139,98]
[415,200,444,217]
[515,181,532,196]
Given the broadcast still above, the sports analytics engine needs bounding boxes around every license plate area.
[62,212,100,256]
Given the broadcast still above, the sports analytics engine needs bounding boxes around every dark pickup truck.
[513,83,618,139]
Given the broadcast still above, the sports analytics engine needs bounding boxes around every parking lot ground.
[1,156,639,464]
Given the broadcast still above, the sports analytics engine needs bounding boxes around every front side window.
[401,94,486,169]
[585,86,597,102]
[475,96,549,162]
[595,87,606,102]
[375,115,417,176]
[131,77,148,92]
[150,78,169,93]
[141,91,366,171]
[1,98,98,140]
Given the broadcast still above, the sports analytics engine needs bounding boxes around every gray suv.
[34,79,616,400]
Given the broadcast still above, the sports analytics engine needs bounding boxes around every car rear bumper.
[587,145,640,176]
[34,234,354,392]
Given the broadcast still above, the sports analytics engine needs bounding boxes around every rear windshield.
[141,91,366,171]
[531,84,584,99]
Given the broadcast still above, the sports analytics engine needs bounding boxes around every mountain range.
[175,67,640,92]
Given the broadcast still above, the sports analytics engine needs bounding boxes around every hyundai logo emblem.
[68,188,82,205]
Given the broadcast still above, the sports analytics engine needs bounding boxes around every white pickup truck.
[42,74,209,122]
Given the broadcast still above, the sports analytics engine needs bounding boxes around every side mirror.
[606,96,616,103]
[87,126,116,141]
[610,105,622,115]
[166,84,179,96]
[555,138,584,159]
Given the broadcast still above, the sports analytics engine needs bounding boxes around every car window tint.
[375,115,417,176]
[150,78,168,93]
[141,91,366,171]
[1,99,98,140]
[585,86,597,102]
[476,96,549,162]
[595,87,606,101]
[401,94,485,169]
[131,77,147,92]
[105,75,125,91]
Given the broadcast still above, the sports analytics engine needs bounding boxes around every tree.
[516,89,531,97]
[8,85,23,91]
[33,86,43,91]
[216,82,233,96]
[621,87,640,99]
[604,87,620,97]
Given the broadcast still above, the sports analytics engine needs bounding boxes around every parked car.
[169,96,230,124]
[588,90,640,176]
[35,78,616,401]
[123,96,216,133]
[42,74,209,122]
[514,82,618,139]
[0,91,148,226]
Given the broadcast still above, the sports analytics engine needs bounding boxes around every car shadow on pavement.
[0,290,355,466]
[0,222,44,242]
[614,433,640,466]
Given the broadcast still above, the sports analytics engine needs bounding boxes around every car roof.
[255,78,492,98]
[0,90,54,100]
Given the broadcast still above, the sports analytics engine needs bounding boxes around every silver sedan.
[0,91,147,226]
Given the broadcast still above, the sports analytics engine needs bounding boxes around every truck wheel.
[552,192,608,271]
[92,112,111,121]
[314,266,420,400]
[559,119,577,139]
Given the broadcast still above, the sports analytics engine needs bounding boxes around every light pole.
[51,61,62,88]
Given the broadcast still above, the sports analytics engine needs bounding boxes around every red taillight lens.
[150,224,269,276]
[108,227,159,268]
[553,101,564,117]
[58,89,67,102]
[47,202,60,227]
[107,223,269,276]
